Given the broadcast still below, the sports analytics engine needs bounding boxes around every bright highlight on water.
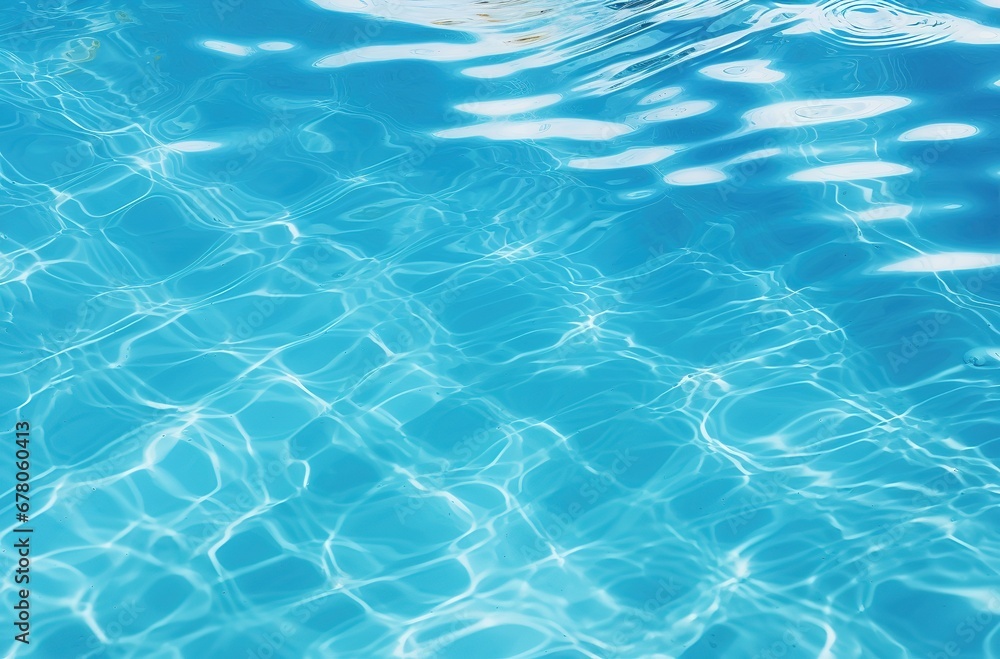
[1,0,999,657]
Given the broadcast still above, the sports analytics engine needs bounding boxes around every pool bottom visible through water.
[1,0,1000,658]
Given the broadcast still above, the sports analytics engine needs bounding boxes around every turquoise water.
[2,0,1000,657]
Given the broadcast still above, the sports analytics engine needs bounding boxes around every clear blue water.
[2,0,1000,657]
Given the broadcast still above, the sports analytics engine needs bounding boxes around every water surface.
[2,0,1000,657]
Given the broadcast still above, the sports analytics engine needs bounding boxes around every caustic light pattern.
[1,0,1000,657]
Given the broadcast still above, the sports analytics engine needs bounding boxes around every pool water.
[2,0,1000,657]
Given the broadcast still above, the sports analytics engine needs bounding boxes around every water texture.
[1,0,1000,657]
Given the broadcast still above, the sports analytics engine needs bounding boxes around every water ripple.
[3,0,1000,657]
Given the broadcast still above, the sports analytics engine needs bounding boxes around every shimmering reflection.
[6,0,1000,658]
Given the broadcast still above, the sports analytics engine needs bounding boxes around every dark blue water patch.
[299,593,367,634]
[181,627,284,658]
[217,527,285,571]
[476,361,654,421]
[671,472,745,516]
[142,352,244,402]
[29,621,95,659]
[337,488,468,552]
[234,556,326,604]
[8,131,97,182]
[402,397,498,458]
[44,399,136,464]
[358,580,445,618]
[106,195,226,278]
[756,521,849,581]
[436,272,559,333]
[305,446,383,498]
[156,440,217,497]
[241,159,325,203]
[572,209,696,276]
[526,459,631,520]
[137,574,197,628]
[957,420,1000,457]
[174,251,266,298]
[906,179,1000,250]
[868,580,985,657]
[784,241,878,292]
